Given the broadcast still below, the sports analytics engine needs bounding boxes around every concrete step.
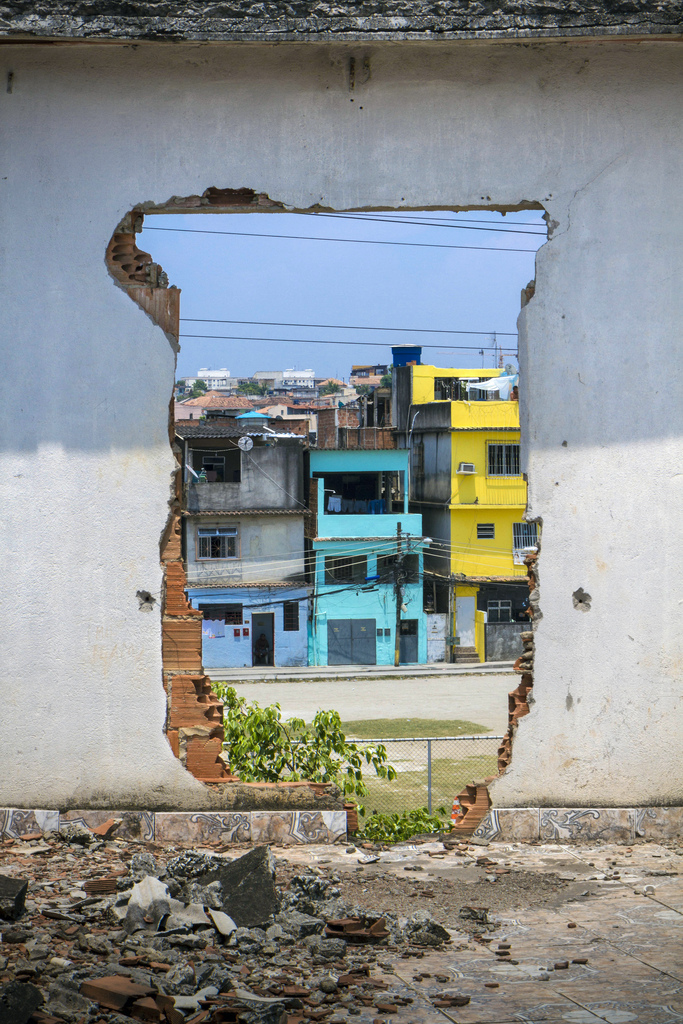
[454,646,482,664]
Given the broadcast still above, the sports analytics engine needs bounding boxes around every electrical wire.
[179,317,518,339]
[310,212,546,236]
[320,213,545,228]
[143,224,539,254]
[180,333,499,352]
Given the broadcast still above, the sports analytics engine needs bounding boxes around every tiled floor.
[279,839,683,1024]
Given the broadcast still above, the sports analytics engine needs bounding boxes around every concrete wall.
[186,515,305,586]
[187,445,304,512]
[486,622,525,663]
[2,39,681,808]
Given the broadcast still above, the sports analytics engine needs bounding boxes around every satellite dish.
[238,436,254,452]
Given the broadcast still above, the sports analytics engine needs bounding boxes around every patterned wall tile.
[1,809,59,838]
[321,810,348,843]
[155,811,250,845]
[472,808,540,843]
[540,808,633,843]
[631,806,683,840]
[59,810,155,842]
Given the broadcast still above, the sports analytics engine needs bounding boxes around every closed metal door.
[399,619,419,664]
[327,619,377,665]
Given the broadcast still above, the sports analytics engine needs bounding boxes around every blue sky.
[139,210,545,382]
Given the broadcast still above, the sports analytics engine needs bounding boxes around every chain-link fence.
[356,735,503,817]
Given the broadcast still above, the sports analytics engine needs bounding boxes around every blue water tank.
[391,345,422,367]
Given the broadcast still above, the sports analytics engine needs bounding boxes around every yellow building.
[393,361,537,662]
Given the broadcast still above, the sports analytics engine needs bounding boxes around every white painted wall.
[1,40,681,808]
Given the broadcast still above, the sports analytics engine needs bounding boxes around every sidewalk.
[205,662,514,682]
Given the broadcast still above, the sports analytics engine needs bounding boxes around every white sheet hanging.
[467,374,518,400]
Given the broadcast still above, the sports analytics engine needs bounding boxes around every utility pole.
[394,523,403,668]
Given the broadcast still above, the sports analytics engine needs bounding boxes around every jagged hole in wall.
[106,189,546,810]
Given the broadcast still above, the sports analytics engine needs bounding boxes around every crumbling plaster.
[1,38,681,808]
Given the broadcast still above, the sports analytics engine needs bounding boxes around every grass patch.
[358,752,499,817]
[343,717,488,739]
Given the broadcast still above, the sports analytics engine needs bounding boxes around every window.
[477,523,495,539]
[488,443,520,476]
[283,600,299,631]
[513,522,539,564]
[197,526,238,559]
[325,555,368,583]
[198,603,242,625]
[488,600,512,623]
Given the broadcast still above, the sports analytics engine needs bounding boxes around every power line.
[144,225,539,254]
[327,213,545,228]
[311,212,546,236]
[180,317,518,339]
[180,333,499,352]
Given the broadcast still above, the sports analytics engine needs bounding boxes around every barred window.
[197,527,238,559]
[325,555,368,583]
[477,523,495,539]
[513,522,539,563]
[283,601,299,631]
[488,443,520,476]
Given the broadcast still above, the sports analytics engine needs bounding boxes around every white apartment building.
[282,368,315,388]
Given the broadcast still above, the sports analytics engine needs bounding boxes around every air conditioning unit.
[457,462,476,475]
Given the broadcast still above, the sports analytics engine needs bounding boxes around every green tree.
[355,384,371,396]
[320,382,341,395]
[237,381,268,396]
[379,373,393,388]
[212,685,396,806]
[189,379,207,397]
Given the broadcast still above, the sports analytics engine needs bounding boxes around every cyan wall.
[187,587,308,668]
[309,542,426,666]
[310,450,409,474]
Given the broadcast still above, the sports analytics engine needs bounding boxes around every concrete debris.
[198,845,279,928]
[3,828,667,1024]
[0,875,28,921]
[57,822,96,846]
[0,980,43,1024]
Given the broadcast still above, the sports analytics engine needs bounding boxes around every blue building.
[308,448,428,666]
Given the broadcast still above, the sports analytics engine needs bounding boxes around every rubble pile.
[0,829,456,1024]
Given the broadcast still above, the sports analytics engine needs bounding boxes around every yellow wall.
[410,364,504,405]
[450,429,526,506]
[409,364,529,578]
[451,505,528,577]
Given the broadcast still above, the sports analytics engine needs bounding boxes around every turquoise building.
[308,449,428,666]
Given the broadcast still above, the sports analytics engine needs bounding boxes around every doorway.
[399,619,419,664]
[252,613,274,666]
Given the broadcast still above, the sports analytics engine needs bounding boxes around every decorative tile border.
[473,807,683,843]
[0,808,348,845]
[1,807,681,844]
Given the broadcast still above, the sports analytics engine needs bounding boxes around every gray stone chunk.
[198,846,279,928]
[0,981,43,1024]
[0,875,28,921]
[276,909,325,939]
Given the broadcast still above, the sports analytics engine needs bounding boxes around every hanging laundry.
[327,494,342,512]
[467,373,518,400]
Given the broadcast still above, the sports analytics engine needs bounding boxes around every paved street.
[216,670,513,735]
